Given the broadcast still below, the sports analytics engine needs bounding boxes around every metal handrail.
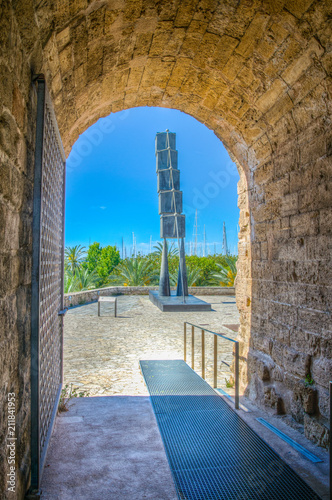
[184,321,240,410]
[329,381,331,500]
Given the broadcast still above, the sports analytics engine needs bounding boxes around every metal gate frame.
[30,76,66,491]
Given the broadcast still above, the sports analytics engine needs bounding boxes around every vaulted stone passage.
[0,0,331,497]
[42,0,332,443]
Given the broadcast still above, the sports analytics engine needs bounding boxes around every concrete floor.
[40,397,178,500]
[40,393,330,500]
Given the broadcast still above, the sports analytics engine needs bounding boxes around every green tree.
[84,243,120,286]
[65,245,86,274]
[110,257,157,286]
[85,242,102,273]
[97,245,120,284]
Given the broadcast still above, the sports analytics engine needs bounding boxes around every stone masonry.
[0,1,331,498]
[63,285,236,307]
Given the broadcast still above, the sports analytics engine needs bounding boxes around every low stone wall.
[64,286,235,308]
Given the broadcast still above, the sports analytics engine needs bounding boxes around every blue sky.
[66,107,240,256]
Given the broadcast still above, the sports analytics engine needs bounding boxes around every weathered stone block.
[253,161,273,185]
[255,79,287,114]
[302,386,318,414]
[311,357,332,389]
[264,385,285,414]
[174,2,197,27]
[0,255,20,299]
[210,35,238,70]
[317,386,330,419]
[289,64,326,106]
[282,346,311,378]
[282,38,323,85]
[304,414,329,449]
[293,379,319,417]
[235,13,270,59]
[291,396,305,423]
[0,110,20,159]
[58,45,72,75]
[300,183,332,213]
[290,211,319,238]
[265,93,294,126]
[265,176,289,201]
[0,295,17,344]
[222,53,245,81]
[0,159,11,201]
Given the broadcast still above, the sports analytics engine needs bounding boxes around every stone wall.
[0,1,331,498]
[0,3,38,498]
[64,286,236,308]
[247,94,332,447]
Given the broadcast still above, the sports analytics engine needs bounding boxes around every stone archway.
[0,1,331,497]
[40,0,331,432]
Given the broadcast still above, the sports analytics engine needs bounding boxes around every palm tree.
[64,269,77,293]
[109,257,158,286]
[152,241,179,258]
[170,264,201,287]
[65,245,86,274]
[72,268,100,291]
[210,255,238,286]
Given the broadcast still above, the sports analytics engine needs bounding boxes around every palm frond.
[64,245,86,274]
[64,267,99,292]
[209,255,238,286]
[170,263,201,287]
[109,257,158,286]
[152,241,179,258]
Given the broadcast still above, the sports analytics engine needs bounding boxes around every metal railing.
[329,381,331,500]
[184,322,240,410]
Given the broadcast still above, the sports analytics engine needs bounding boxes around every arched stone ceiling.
[37,0,331,178]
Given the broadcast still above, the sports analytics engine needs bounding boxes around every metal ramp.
[140,360,321,500]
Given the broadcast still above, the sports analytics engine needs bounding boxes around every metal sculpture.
[156,130,188,299]
[150,130,211,312]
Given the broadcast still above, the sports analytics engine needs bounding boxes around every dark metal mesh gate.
[31,76,66,490]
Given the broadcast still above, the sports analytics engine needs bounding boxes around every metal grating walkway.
[140,360,321,500]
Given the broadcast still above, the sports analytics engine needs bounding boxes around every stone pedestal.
[149,291,211,312]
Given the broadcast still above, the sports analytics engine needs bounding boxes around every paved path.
[63,295,239,396]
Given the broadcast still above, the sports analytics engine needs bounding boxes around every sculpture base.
[149,291,211,312]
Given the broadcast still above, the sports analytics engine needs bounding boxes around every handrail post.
[329,381,331,499]
[201,329,205,379]
[191,325,195,370]
[235,342,239,410]
[184,323,187,362]
[214,335,218,388]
